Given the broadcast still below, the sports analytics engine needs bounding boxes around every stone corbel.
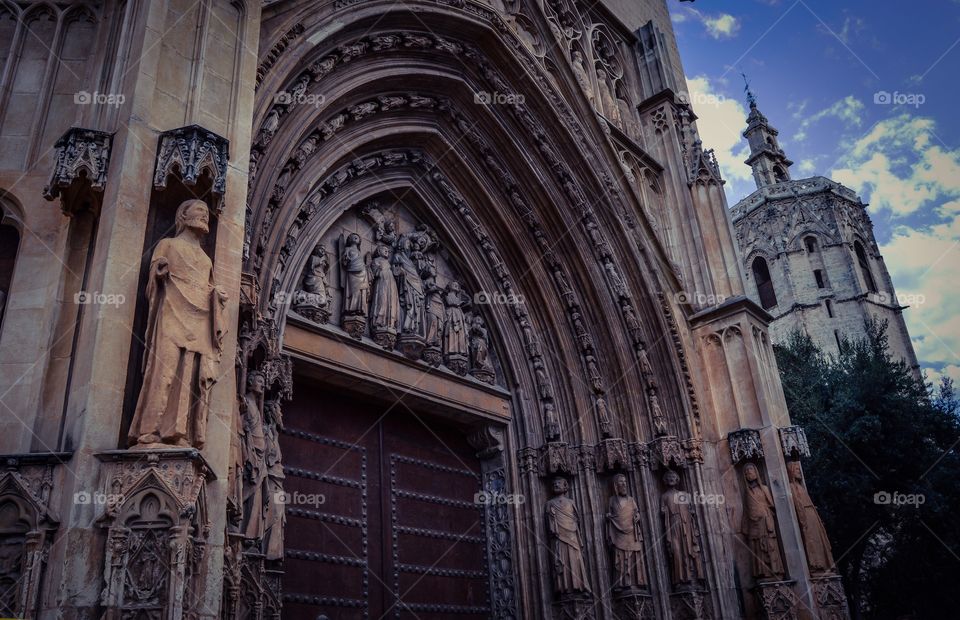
[43,127,113,215]
[648,435,686,470]
[778,426,810,459]
[539,441,572,476]
[753,580,799,620]
[153,124,230,203]
[595,437,630,472]
[728,428,764,464]
[614,589,656,620]
[811,574,851,619]
[669,589,713,620]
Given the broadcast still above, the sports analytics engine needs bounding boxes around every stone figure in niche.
[606,474,647,590]
[597,69,622,127]
[544,477,591,596]
[660,470,704,587]
[442,281,469,374]
[571,50,594,104]
[262,399,285,561]
[369,243,400,349]
[295,243,331,323]
[741,463,785,580]
[787,461,835,574]
[240,371,267,540]
[468,315,495,384]
[129,199,227,449]
[258,107,280,146]
[393,233,426,358]
[421,260,445,366]
[339,233,369,339]
[648,389,668,436]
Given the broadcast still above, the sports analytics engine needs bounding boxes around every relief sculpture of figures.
[129,199,227,449]
[606,474,647,590]
[339,232,369,339]
[787,461,836,574]
[545,477,591,596]
[660,470,704,587]
[597,69,622,127]
[393,233,426,358]
[468,315,495,384]
[369,243,400,349]
[262,400,285,561]
[295,243,331,323]
[742,463,785,580]
[421,259,445,366]
[240,371,267,540]
[443,281,468,375]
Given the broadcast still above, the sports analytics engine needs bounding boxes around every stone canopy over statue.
[129,199,227,449]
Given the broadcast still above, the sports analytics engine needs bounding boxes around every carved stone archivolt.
[153,124,229,199]
[95,449,212,619]
[42,127,112,213]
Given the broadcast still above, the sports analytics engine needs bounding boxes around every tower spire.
[741,82,792,189]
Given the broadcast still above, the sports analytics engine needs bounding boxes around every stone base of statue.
[812,574,850,620]
[445,352,468,375]
[753,580,798,620]
[398,332,425,360]
[613,588,655,620]
[669,588,712,620]
[553,592,596,620]
[371,326,397,350]
[470,366,495,384]
[422,344,442,366]
[293,291,330,324]
[342,314,366,339]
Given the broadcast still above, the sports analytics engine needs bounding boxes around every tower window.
[814,269,825,289]
[773,165,787,182]
[751,257,777,310]
[834,330,842,350]
[825,299,834,318]
[805,236,818,253]
[0,207,20,330]
[854,241,878,293]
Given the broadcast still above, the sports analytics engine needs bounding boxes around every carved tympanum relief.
[129,200,228,450]
[288,201,500,385]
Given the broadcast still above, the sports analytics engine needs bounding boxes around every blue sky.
[667,0,960,386]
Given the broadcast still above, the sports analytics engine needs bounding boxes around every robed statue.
[787,461,836,574]
[606,474,647,589]
[339,233,369,317]
[240,371,267,540]
[369,243,400,345]
[741,463,785,580]
[544,477,591,595]
[129,199,227,449]
[392,234,426,336]
[660,470,704,586]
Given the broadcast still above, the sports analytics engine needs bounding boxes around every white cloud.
[794,96,864,142]
[674,6,741,40]
[684,75,754,199]
[797,159,817,175]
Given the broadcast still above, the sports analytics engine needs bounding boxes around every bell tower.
[743,90,794,189]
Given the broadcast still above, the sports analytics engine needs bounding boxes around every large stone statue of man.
[660,469,704,586]
[240,371,267,539]
[544,477,591,596]
[741,463,785,580]
[606,474,647,590]
[129,199,227,449]
[787,461,836,574]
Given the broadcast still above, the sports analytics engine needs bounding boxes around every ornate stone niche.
[811,574,851,620]
[753,580,799,620]
[0,453,67,619]
[728,428,764,464]
[647,435,686,470]
[778,426,810,459]
[286,201,503,386]
[153,125,230,203]
[43,127,113,215]
[95,449,212,619]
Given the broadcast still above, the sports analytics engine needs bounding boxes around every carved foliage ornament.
[154,125,230,200]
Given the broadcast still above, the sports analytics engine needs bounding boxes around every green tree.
[773,320,960,619]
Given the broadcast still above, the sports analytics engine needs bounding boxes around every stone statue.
[339,233,369,338]
[597,69,621,127]
[787,461,835,574]
[369,243,400,349]
[262,399,285,561]
[442,281,468,374]
[392,234,426,337]
[240,371,267,540]
[660,470,704,587]
[544,477,590,595]
[741,463,785,580]
[606,474,647,590]
[422,262,445,366]
[468,315,495,384]
[129,199,227,449]
[294,243,331,323]
[571,51,594,104]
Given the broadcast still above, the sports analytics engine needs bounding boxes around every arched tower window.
[804,236,818,253]
[854,240,877,293]
[751,256,777,310]
[0,205,20,329]
[773,165,788,183]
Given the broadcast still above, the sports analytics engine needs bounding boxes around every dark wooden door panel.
[281,382,490,620]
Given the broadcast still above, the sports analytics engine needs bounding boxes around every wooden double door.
[280,382,490,619]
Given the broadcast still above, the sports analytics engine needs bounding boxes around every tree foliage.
[773,320,960,619]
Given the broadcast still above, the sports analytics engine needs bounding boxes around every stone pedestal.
[812,574,851,620]
[669,588,712,620]
[754,580,799,620]
[553,593,596,620]
[613,589,656,619]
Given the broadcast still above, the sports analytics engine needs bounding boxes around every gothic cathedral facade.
[0,1,849,618]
